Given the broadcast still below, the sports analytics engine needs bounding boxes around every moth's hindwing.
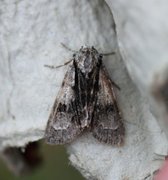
[92,65,125,145]
[45,63,83,144]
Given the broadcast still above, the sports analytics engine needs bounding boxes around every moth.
[45,46,125,145]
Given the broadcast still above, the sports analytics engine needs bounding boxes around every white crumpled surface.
[0,0,168,179]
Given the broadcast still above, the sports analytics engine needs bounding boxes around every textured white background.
[0,0,168,179]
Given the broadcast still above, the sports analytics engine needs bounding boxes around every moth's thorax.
[74,47,102,75]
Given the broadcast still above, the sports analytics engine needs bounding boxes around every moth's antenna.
[61,43,78,53]
[44,43,76,69]
[101,51,115,56]
[44,59,73,69]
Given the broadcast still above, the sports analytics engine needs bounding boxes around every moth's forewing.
[45,64,83,144]
[92,65,125,145]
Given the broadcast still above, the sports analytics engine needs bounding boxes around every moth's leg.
[101,51,115,56]
[61,43,78,53]
[44,42,75,69]
[44,59,73,69]
[111,80,120,90]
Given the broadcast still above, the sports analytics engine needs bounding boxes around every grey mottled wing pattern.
[45,63,83,144]
[92,66,125,145]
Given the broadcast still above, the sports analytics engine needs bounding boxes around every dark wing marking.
[72,60,100,128]
[92,65,125,145]
[45,63,83,144]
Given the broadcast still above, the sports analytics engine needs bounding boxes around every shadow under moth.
[1,142,42,176]
[45,46,125,145]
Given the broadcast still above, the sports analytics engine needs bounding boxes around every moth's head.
[74,46,102,75]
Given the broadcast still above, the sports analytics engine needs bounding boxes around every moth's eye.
[99,54,103,58]
[73,54,76,57]
[80,46,83,51]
